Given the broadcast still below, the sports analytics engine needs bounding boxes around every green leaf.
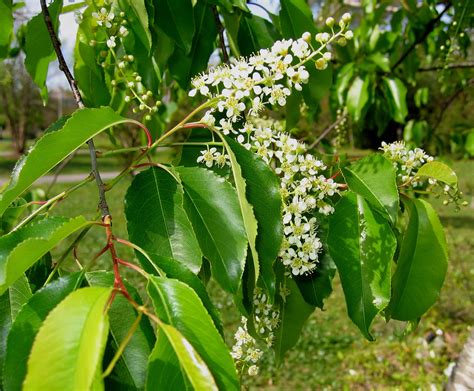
[334,62,354,106]
[221,9,241,57]
[169,2,217,88]
[0,0,13,59]
[8,274,32,320]
[118,0,151,51]
[279,0,316,38]
[274,276,314,362]
[23,287,111,391]
[147,277,239,390]
[237,14,277,56]
[303,63,333,105]
[417,161,458,187]
[87,272,155,390]
[368,52,390,72]
[24,0,63,103]
[125,167,202,273]
[387,199,448,321]
[382,76,408,124]
[465,131,474,157]
[0,107,130,216]
[225,138,283,298]
[327,192,396,340]
[347,76,370,122]
[154,0,195,53]
[295,253,336,309]
[0,216,91,294]
[343,154,399,224]
[147,323,217,391]
[4,273,82,391]
[175,166,247,293]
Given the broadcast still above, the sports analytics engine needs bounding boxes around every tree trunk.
[446,328,474,390]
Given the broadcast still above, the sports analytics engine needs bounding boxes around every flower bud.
[302,31,311,42]
[89,40,96,47]
[139,104,146,111]
[337,37,347,47]
[141,94,148,101]
[111,80,117,86]
[345,30,354,40]
[341,12,351,24]
[323,52,332,61]
[124,96,131,103]
[325,17,334,28]
[127,55,134,62]
[315,58,328,70]
[145,115,151,121]
[135,75,142,82]
[118,61,126,69]
[127,81,135,88]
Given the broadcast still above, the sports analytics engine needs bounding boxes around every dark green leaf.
[118,0,151,51]
[175,167,247,293]
[0,216,91,294]
[279,0,316,38]
[0,107,130,215]
[147,277,239,390]
[387,199,448,321]
[327,192,396,340]
[24,0,62,103]
[23,287,111,390]
[237,14,277,56]
[225,138,283,298]
[0,0,13,59]
[3,273,82,391]
[343,154,399,224]
[125,167,202,273]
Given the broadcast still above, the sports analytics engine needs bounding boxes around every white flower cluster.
[253,288,280,348]
[196,147,230,168]
[230,317,263,377]
[380,141,433,184]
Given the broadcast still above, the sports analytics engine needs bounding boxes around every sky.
[22,0,279,89]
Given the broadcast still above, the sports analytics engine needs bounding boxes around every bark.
[446,328,474,390]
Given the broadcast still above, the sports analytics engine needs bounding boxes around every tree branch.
[418,62,474,72]
[308,113,347,149]
[392,2,452,71]
[212,6,229,64]
[40,0,110,218]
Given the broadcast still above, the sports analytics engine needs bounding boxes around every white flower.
[248,365,259,376]
[92,8,115,28]
[197,148,217,168]
[286,66,309,91]
[106,36,116,49]
[119,26,129,37]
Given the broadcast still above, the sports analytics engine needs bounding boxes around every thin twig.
[418,62,474,72]
[308,114,347,149]
[40,0,110,218]
[212,5,229,63]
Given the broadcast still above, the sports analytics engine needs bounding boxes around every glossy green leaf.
[125,167,202,273]
[327,192,396,340]
[23,287,111,391]
[221,9,241,57]
[0,0,13,59]
[0,107,130,216]
[175,166,247,293]
[154,0,195,53]
[147,277,239,390]
[417,161,458,187]
[87,272,155,390]
[368,52,390,72]
[4,273,82,391]
[303,63,333,105]
[147,323,217,391]
[0,292,11,386]
[238,14,277,56]
[347,76,370,122]
[387,199,448,321]
[343,154,399,224]
[279,0,316,38]
[335,62,354,106]
[24,0,62,103]
[274,276,314,362]
[118,0,151,51]
[8,274,32,320]
[169,2,217,88]
[382,76,408,124]
[226,138,283,298]
[0,216,91,294]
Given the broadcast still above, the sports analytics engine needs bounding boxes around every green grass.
[35,159,474,390]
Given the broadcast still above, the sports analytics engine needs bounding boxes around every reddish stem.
[135,122,153,148]
[182,122,208,129]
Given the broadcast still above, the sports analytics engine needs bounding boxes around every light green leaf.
[0,107,131,216]
[0,216,91,294]
[24,0,62,103]
[23,287,111,391]
[124,167,202,273]
[335,62,354,106]
[347,76,370,122]
[465,131,474,157]
[328,192,396,340]
[368,52,390,72]
[382,76,408,123]
[387,199,448,321]
[8,274,32,320]
[225,138,283,298]
[417,161,458,187]
[4,273,82,391]
[175,166,247,293]
[343,154,399,224]
[147,277,238,390]
[0,0,13,59]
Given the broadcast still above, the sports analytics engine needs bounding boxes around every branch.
[418,62,474,72]
[40,0,110,218]
[308,113,347,149]
[392,2,452,71]
[212,6,229,64]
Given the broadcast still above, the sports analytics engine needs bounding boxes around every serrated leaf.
[8,274,32,320]
[0,0,13,59]
[0,107,131,216]
[23,287,111,391]
[347,76,370,122]
[125,167,202,273]
[118,0,151,51]
[225,138,283,298]
[343,154,399,224]
[382,76,407,124]
[0,216,91,294]
[175,166,247,293]
[24,0,62,103]
[386,199,448,321]
[327,192,396,340]
[154,0,195,53]
[417,161,457,187]
[87,272,155,390]
[3,273,82,391]
[147,277,238,390]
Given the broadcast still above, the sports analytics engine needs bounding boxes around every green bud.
[337,37,347,47]
[325,17,335,28]
[315,58,328,70]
